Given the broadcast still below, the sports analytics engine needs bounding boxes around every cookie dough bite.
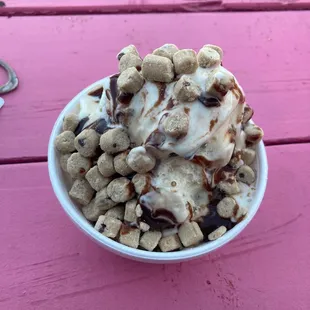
[173,49,198,74]
[236,165,256,185]
[218,179,241,195]
[63,113,79,132]
[105,205,125,221]
[208,226,227,241]
[132,173,152,195]
[241,148,256,166]
[95,215,122,238]
[203,44,223,59]
[117,44,139,61]
[119,53,142,72]
[82,199,105,222]
[217,197,237,219]
[59,153,71,172]
[55,131,76,153]
[86,166,111,191]
[74,129,99,157]
[126,147,156,174]
[67,153,92,179]
[244,124,264,145]
[142,54,174,83]
[114,151,134,176]
[124,199,138,223]
[95,187,118,211]
[153,44,179,60]
[69,179,94,206]
[117,67,144,94]
[107,178,135,203]
[198,47,221,68]
[100,128,130,154]
[174,76,201,102]
[140,231,162,251]
[163,111,189,139]
[159,234,182,252]
[97,153,116,177]
[119,226,140,248]
[206,69,235,101]
[243,104,254,124]
[178,222,204,247]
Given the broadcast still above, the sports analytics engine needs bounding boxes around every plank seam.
[0,4,310,16]
[1,139,310,165]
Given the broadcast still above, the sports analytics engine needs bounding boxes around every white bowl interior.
[48,79,268,263]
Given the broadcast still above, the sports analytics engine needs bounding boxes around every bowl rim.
[48,78,268,263]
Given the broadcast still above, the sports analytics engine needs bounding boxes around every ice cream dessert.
[54,44,263,252]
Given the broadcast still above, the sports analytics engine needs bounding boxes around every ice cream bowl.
[48,78,268,264]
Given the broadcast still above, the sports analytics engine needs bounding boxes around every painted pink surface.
[1,0,309,15]
[0,12,310,162]
[0,144,309,309]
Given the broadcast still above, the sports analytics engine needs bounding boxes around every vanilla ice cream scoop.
[70,44,263,236]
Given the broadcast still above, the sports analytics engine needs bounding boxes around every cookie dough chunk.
[117,67,144,94]
[63,113,79,132]
[178,222,204,247]
[140,231,162,251]
[208,226,227,241]
[55,131,76,153]
[86,165,111,191]
[95,215,122,238]
[236,165,256,185]
[127,147,156,174]
[206,70,234,101]
[198,47,221,68]
[139,222,150,232]
[159,234,182,252]
[173,49,198,74]
[163,111,189,140]
[94,187,118,211]
[174,76,201,102]
[243,104,254,124]
[117,44,139,60]
[107,177,135,203]
[119,53,142,72]
[203,44,223,59]
[135,204,143,217]
[244,124,264,145]
[119,226,141,248]
[152,44,179,60]
[100,128,130,154]
[82,199,105,221]
[105,205,125,220]
[124,199,138,223]
[132,173,152,195]
[74,129,99,157]
[97,153,116,177]
[218,179,240,195]
[69,179,94,206]
[59,153,71,172]
[114,151,134,176]
[231,206,248,223]
[142,54,174,83]
[217,197,237,219]
[241,148,256,166]
[67,152,92,179]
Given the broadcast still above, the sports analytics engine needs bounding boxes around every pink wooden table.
[1,3,310,310]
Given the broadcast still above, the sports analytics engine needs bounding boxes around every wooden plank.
[1,0,309,15]
[0,12,310,161]
[0,144,309,309]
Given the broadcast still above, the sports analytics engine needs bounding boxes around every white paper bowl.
[48,78,268,263]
